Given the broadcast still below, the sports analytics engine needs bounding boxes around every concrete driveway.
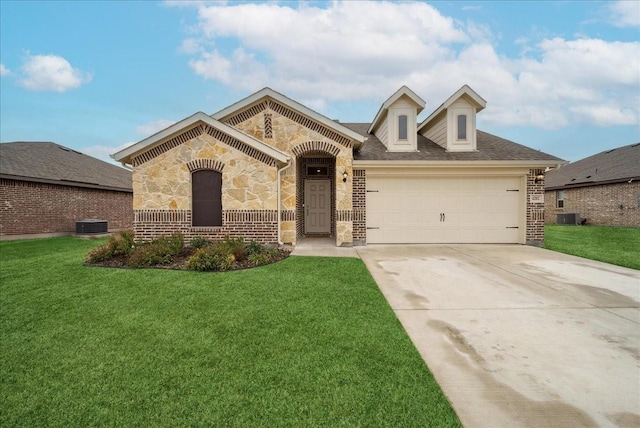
[356,244,640,428]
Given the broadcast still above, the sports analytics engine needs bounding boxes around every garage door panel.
[367,176,522,244]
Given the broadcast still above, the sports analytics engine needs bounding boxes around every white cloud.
[171,1,640,129]
[135,119,176,136]
[608,1,640,28]
[0,64,10,76]
[18,54,92,92]
[82,142,133,167]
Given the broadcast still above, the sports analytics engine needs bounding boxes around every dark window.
[192,170,222,227]
[398,115,408,140]
[457,115,467,140]
[557,190,564,208]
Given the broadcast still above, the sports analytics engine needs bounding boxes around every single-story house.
[0,142,133,238]
[545,143,640,227]
[113,86,564,246]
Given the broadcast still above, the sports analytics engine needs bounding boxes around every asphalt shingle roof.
[545,143,640,190]
[0,142,132,191]
[342,123,564,162]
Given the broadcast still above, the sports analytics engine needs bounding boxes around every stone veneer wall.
[229,104,354,246]
[544,181,640,227]
[131,102,356,246]
[132,129,281,243]
[352,169,366,245]
[0,179,132,236]
[526,168,545,245]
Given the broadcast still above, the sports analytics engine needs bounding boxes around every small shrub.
[127,233,184,268]
[248,248,279,266]
[110,230,135,256]
[219,236,247,262]
[246,240,263,256]
[186,245,234,271]
[189,236,210,249]
[163,233,185,255]
[86,244,114,263]
[85,230,135,263]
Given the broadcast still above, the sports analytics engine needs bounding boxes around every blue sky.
[1,1,638,165]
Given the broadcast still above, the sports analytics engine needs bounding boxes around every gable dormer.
[418,85,486,152]
[368,86,425,152]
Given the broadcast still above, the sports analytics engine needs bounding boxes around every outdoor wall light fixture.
[342,171,348,182]
[534,174,545,184]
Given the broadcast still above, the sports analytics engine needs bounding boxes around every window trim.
[457,114,467,140]
[556,190,564,208]
[398,114,408,140]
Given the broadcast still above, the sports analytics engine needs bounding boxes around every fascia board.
[354,160,567,168]
[212,87,365,146]
[112,112,290,165]
[417,85,487,134]
[368,86,426,134]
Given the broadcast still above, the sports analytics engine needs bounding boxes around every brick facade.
[526,168,546,245]
[545,181,640,227]
[0,179,133,236]
[352,169,366,245]
[134,209,277,243]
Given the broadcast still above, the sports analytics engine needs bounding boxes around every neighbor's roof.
[343,123,564,164]
[0,142,132,192]
[545,143,640,190]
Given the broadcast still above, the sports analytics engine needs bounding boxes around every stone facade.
[131,100,355,246]
[0,178,132,237]
[545,181,640,227]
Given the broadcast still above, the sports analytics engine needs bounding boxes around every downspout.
[277,159,292,245]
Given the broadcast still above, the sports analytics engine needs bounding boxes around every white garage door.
[366,176,523,244]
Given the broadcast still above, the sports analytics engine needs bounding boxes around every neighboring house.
[113,86,564,247]
[545,143,640,227]
[0,142,133,237]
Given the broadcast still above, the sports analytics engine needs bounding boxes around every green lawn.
[544,225,640,270]
[0,237,460,427]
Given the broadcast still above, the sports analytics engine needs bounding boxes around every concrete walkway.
[290,237,359,257]
[357,244,640,428]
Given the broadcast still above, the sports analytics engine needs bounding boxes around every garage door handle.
[506,226,519,229]
[367,227,380,230]
[366,190,379,193]
[440,213,445,222]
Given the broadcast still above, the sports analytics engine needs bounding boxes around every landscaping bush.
[86,230,135,263]
[86,233,287,271]
[219,236,247,262]
[248,248,279,266]
[186,244,234,272]
[246,240,263,257]
[128,233,184,268]
[189,236,211,249]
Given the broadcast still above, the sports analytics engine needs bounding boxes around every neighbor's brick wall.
[352,169,366,245]
[526,169,545,245]
[545,181,640,227]
[0,179,133,236]
[134,209,278,244]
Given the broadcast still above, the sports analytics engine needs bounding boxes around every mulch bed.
[86,247,291,271]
